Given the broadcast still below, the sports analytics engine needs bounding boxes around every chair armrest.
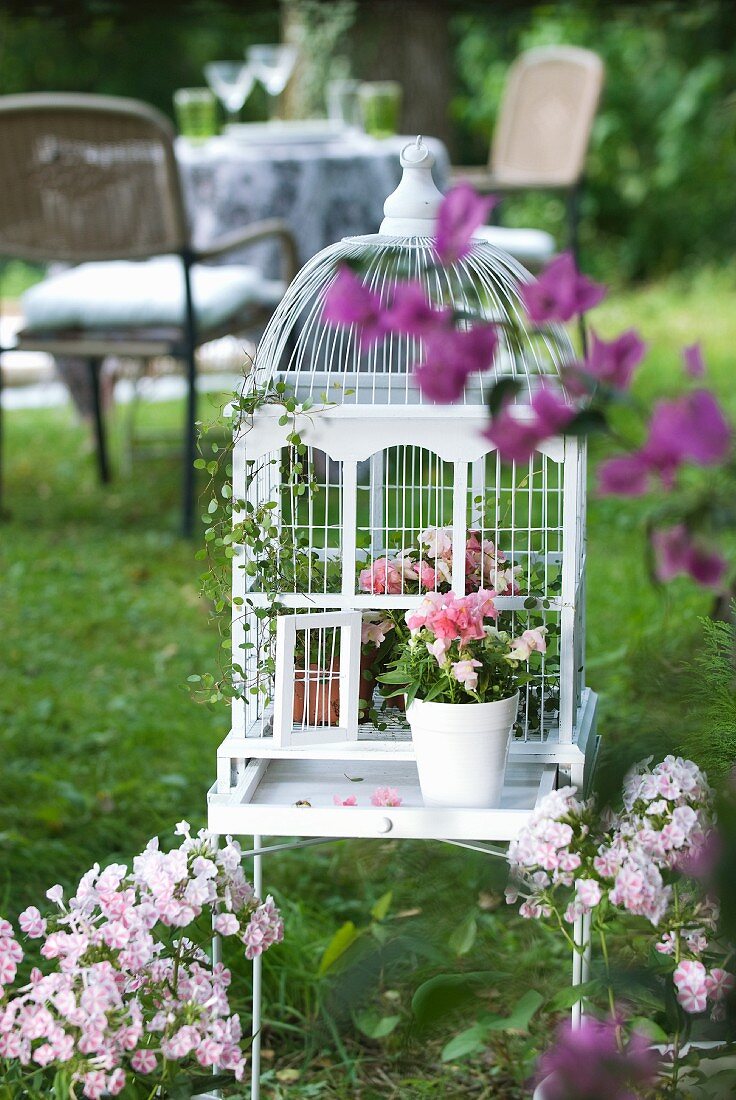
[194,218,299,281]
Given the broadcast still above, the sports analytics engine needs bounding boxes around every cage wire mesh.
[233,233,586,749]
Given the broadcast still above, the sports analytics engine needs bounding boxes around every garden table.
[176,131,450,279]
[207,688,598,1100]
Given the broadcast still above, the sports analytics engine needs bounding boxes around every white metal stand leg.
[571,911,591,1029]
[251,833,263,1100]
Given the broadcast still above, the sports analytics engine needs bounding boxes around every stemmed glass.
[204,61,256,126]
[246,44,298,120]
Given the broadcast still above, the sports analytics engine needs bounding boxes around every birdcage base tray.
[208,758,559,842]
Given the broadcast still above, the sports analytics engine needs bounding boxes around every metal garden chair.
[0,93,297,535]
[453,45,605,269]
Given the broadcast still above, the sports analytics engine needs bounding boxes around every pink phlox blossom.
[705,967,735,1003]
[214,913,240,936]
[18,907,46,939]
[520,252,606,325]
[434,183,498,263]
[575,878,602,910]
[333,794,358,806]
[371,786,402,808]
[655,932,676,956]
[673,959,708,1014]
[609,850,671,926]
[46,885,64,908]
[322,266,386,346]
[131,1047,157,1073]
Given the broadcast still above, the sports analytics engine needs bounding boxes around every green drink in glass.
[173,88,218,141]
[359,81,402,138]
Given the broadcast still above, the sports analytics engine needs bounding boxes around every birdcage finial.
[379,134,445,237]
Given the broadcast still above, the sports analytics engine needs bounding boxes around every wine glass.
[246,44,298,120]
[204,61,256,125]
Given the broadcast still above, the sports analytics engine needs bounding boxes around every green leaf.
[371,890,393,922]
[355,1011,401,1039]
[485,989,544,1033]
[441,1023,488,1062]
[629,1016,669,1043]
[411,971,507,1029]
[565,408,609,437]
[487,377,521,417]
[449,913,477,956]
[548,980,601,1011]
[318,921,360,975]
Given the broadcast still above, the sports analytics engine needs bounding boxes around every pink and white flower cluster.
[0,824,283,1096]
[507,756,732,1021]
[358,526,520,600]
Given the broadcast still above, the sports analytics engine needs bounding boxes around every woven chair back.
[0,93,189,262]
[491,46,604,188]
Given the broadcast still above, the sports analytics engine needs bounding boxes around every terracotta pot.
[360,648,406,712]
[293,662,341,726]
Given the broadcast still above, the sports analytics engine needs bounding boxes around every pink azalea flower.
[484,386,575,464]
[413,323,498,403]
[520,252,606,325]
[434,183,498,263]
[582,329,647,390]
[451,658,483,692]
[333,795,358,806]
[370,787,402,807]
[652,525,726,589]
[322,266,386,346]
[683,342,705,377]
[384,281,452,336]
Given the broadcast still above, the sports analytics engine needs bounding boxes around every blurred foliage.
[451,0,736,279]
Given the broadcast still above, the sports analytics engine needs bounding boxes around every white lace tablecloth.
[177,132,450,278]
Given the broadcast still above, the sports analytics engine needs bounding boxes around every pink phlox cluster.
[0,825,284,1091]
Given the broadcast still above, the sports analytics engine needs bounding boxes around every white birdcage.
[212,137,597,841]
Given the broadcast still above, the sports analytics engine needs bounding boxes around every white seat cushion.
[21,256,285,333]
[473,226,556,265]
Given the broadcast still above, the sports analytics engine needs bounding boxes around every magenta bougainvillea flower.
[483,386,575,464]
[434,183,497,263]
[520,251,606,324]
[321,266,386,345]
[683,341,706,377]
[538,1019,660,1100]
[652,524,726,588]
[413,323,498,403]
[582,329,647,390]
[384,281,452,336]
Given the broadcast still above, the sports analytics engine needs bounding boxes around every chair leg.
[181,253,198,539]
[88,358,110,484]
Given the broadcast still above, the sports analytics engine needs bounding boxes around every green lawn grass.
[0,266,734,1096]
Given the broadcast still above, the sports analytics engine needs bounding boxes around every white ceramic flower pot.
[406,693,518,808]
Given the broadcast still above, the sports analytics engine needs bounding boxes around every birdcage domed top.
[252,139,574,408]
